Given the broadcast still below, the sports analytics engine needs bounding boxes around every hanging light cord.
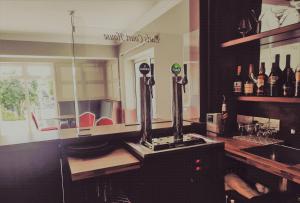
[70,11,76,61]
[58,11,78,203]
[69,11,80,133]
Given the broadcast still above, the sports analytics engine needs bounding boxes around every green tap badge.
[171,63,181,75]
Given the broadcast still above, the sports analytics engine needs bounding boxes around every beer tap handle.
[149,85,153,98]
[151,63,154,78]
[182,64,188,93]
[149,63,155,98]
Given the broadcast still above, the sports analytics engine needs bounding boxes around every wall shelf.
[221,23,300,48]
[237,96,300,104]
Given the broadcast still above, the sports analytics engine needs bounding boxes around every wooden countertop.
[208,136,300,184]
[68,148,141,181]
[59,121,191,140]
[0,121,192,147]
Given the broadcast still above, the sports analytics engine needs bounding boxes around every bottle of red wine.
[233,65,243,96]
[269,63,281,97]
[295,67,300,97]
[257,62,268,96]
[282,55,295,97]
[244,64,255,96]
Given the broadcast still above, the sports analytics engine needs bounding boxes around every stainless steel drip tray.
[125,134,222,159]
[145,134,206,151]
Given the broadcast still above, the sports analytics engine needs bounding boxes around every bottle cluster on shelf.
[233,54,300,97]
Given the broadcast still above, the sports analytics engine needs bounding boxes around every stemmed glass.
[271,6,285,27]
[238,18,252,37]
[245,124,255,141]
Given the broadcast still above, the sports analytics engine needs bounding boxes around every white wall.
[260,41,300,74]
[118,0,199,122]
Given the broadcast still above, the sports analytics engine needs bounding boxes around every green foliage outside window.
[0,79,38,121]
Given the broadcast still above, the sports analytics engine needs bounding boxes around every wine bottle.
[295,67,300,97]
[282,55,295,97]
[221,95,228,135]
[244,64,255,96]
[257,62,268,96]
[275,54,283,95]
[233,65,243,96]
[269,63,281,97]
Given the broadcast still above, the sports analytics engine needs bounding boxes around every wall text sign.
[104,32,160,44]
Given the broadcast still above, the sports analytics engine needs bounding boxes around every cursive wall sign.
[104,32,160,44]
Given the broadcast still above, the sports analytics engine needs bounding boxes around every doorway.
[134,57,157,123]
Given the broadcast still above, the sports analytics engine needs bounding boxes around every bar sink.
[242,144,300,165]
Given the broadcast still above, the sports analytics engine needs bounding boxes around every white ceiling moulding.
[0,32,118,45]
[0,39,118,58]
[0,55,117,60]
[119,41,147,57]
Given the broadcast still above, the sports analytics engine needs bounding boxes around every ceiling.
[0,0,182,45]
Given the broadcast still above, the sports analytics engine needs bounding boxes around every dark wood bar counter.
[207,135,300,184]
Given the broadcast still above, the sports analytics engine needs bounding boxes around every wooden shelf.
[221,23,300,48]
[237,96,300,103]
[68,148,141,181]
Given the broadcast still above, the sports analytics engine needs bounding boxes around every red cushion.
[80,112,95,127]
[96,117,113,126]
[40,126,58,131]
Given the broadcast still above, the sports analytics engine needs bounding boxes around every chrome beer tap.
[139,63,155,145]
[171,63,188,143]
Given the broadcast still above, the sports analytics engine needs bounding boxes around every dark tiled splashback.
[237,115,280,131]
[237,101,300,147]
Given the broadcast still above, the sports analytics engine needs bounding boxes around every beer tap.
[139,63,155,145]
[147,64,155,98]
[171,63,188,143]
[182,64,188,93]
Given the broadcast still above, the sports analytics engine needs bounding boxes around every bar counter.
[207,135,300,184]
[0,121,192,147]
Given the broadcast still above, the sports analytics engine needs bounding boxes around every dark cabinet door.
[0,141,62,203]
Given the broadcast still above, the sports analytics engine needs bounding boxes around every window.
[0,62,57,136]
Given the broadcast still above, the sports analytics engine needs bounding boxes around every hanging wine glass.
[250,9,262,34]
[238,17,252,37]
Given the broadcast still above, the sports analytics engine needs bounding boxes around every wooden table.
[52,114,75,128]
[68,148,141,181]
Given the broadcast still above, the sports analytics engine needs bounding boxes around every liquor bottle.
[282,55,295,97]
[221,95,228,135]
[295,67,300,97]
[275,54,283,95]
[233,65,243,96]
[244,64,255,96]
[257,62,268,96]
[269,63,281,97]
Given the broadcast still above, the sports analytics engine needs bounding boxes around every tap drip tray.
[143,133,206,151]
